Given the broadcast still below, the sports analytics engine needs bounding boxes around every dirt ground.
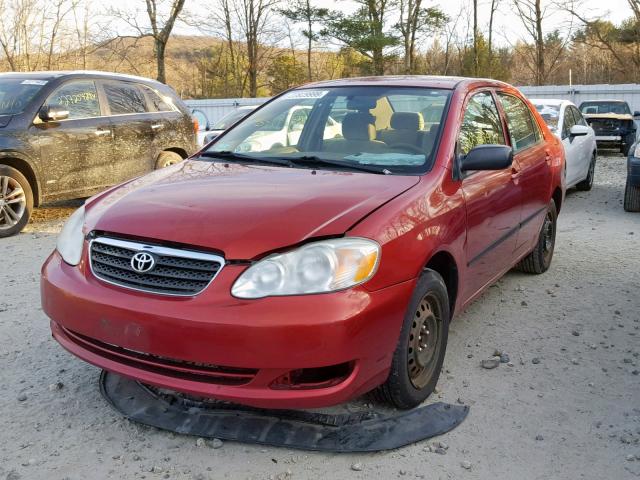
[1,153,639,480]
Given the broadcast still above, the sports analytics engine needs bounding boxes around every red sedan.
[41,76,565,409]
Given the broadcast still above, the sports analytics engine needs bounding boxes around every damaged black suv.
[0,71,197,237]
[580,100,638,155]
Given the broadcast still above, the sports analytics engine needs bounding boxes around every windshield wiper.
[283,155,391,175]
[199,150,293,167]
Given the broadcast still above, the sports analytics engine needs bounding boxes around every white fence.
[518,84,640,113]
[186,84,640,125]
[185,98,269,126]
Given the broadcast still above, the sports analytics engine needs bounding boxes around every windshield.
[204,86,451,174]
[212,108,255,130]
[580,101,631,115]
[0,78,47,115]
[534,104,560,131]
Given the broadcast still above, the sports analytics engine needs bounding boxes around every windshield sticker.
[281,90,328,100]
[21,79,48,85]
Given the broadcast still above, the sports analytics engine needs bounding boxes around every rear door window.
[140,85,177,112]
[103,82,147,115]
[497,93,540,151]
[45,80,100,119]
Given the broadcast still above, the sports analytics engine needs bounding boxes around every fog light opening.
[270,362,353,390]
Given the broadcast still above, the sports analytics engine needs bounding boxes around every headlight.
[633,142,640,158]
[231,238,380,298]
[56,205,86,265]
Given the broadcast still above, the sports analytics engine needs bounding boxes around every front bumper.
[42,250,415,408]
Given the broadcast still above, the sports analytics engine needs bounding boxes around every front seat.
[379,112,424,146]
[323,112,388,154]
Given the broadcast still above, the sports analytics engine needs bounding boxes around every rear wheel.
[0,165,33,238]
[624,177,640,212]
[576,154,596,191]
[516,199,557,274]
[374,270,449,409]
[155,151,183,169]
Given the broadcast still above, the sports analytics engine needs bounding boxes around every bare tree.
[488,0,499,75]
[395,0,446,74]
[106,0,186,83]
[513,0,547,85]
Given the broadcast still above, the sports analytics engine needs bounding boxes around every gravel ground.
[1,154,639,480]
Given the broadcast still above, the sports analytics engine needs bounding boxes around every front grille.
[63,327,256,385]
[89,236,224,296]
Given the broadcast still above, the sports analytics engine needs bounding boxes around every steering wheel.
[388,143,424,155]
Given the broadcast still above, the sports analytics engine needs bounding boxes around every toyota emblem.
[131,252,156,273]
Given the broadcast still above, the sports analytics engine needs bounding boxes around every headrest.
[342,112,376,141]
[390,112,424,131]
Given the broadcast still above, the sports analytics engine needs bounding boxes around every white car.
[531,99,597,190]
[240,105,342,152]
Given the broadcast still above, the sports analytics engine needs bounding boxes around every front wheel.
[374,269,450,409]
[155,151,183,169]
[576,154,596,191]
[624,177,640,212]
[0,165,33,238]
[516,199,557,274]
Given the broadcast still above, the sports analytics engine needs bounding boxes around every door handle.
[151,123,164,131]
[94,128,111,137]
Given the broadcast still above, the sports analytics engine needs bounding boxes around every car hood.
[85,160,420,259]
[584,113,634,121]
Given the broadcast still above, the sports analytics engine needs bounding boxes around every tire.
[155,151,183,169]
[516,199,557,274]
[575,154,596,191]
[0,165,33,238]
[373,269,450,409]
[624,177,640,212]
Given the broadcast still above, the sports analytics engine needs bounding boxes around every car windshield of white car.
[204,86,452,175]
[534,104,560,132]
[0,78,48,115]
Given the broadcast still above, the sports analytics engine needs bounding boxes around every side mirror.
[634,111,640,118]
[39,105,69,122]
[203,132,219,144]
[460,145,513,172]
[570,125,589,137]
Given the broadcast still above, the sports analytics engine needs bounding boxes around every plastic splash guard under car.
[100,371,469,453]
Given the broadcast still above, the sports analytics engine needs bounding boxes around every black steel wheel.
[373,269,449,409]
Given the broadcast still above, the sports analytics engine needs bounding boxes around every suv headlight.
[633,142,640,158]
[231,238,380,298]
[56,205,85,265]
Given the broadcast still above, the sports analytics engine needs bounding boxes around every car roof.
[0,70,161,85]
[579,99,628,104]
[299,75,511,91]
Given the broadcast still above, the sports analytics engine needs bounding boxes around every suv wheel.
[373,269,449,409]
[576,154,596,191]
[516,199,557,274]
[155,151,183,169]
[624,177,640,212]
[0,165,33,238]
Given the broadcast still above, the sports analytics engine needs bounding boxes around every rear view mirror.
[460,145,513,172]
[570,125,589,137]
[39,105,69,122]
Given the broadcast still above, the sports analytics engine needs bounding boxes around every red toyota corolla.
[41,76,565,409]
